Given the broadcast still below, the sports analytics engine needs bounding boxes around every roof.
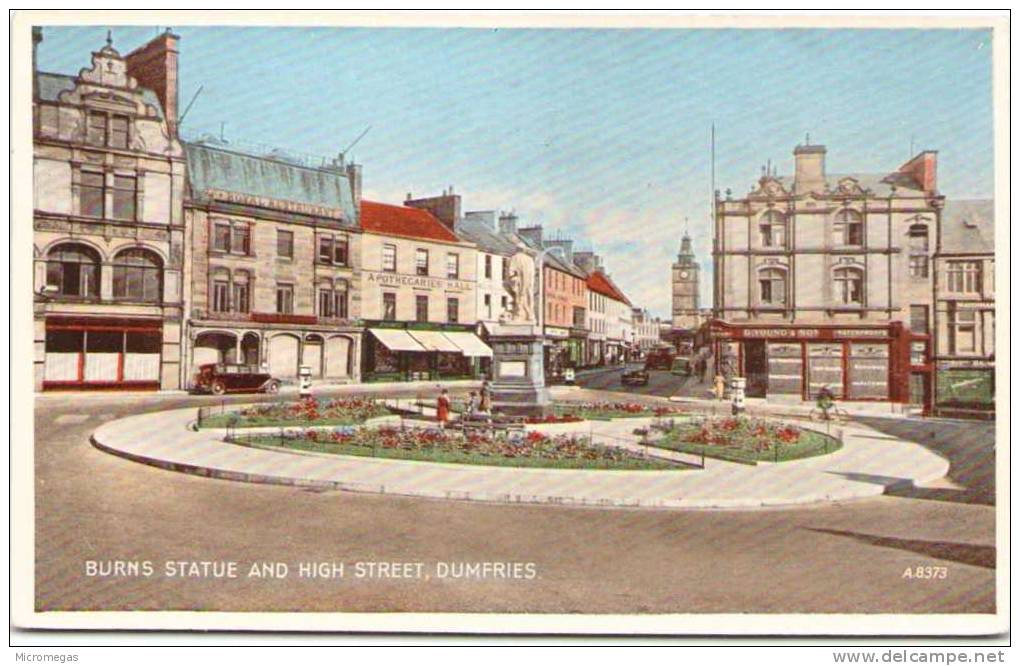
[587,270,631,306]
[36,71,165,119]
[514,232,587,278]
[361,201,461,243]
[184,142,357,221]
[940,199,994,254]
[454,216,518,255]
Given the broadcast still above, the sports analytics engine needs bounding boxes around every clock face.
[679,271,689,279]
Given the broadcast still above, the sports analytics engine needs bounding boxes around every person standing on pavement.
[697,356,708,384]
[436,388,451,428]
[479,380,492,415]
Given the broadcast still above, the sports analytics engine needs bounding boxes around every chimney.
[573,250,598,274]
[125,29,180,137]
[345,162,362,220]
[517,225,543,246]
[498,212,518,235]
[404,190,461,232]
[793,142,826,194]
[32,27,42,99]
[898,150,938,193]
[465,210,497,230]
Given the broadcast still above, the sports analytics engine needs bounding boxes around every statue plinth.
[486,322,550,417]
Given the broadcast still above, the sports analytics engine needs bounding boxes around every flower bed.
[650,416,839,463]
[550,401,683,421]
[199,398,391,429]
[235,425,687,470]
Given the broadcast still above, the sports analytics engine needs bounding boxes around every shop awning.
[442,331,494,357]
[408,330,462,353]
[369,328,426,352]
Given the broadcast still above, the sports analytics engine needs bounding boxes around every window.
[212,274,230,313]
[908,224,929,278]
[415,249,429,276]
[276,284,294,314]
[277,230,294,259]
[86,112,107,147]
[111,175,137,221]
[447,253,459,279]
[832,209,864,246]
[382,244,397,272]
[318,235,349,265]
[833,267,863,305]
[951,308,977,353]
[501,295,508,312]
[910,305,928,334]
[416,295,429,322]
[109,115,130,149]
[947,261,982,293]
[484,255,492,279]
[318,280,348,319]
[501,257,509,281]
[447,297,459,324]
[758,268,786,305]
[484,294,492,319]
[232,272,250,313]
[759,211,787,248]
[211,221,251,255]
[80,171,105,218]
[86,112,130,148]
[45,243,100,298]
[112,248,162,302]
[909,255,929,278]
[383,292,397,321]
[573,307,585,328]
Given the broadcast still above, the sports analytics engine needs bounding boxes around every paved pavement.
[28,387,998,616]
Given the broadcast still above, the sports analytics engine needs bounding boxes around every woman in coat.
[436,388,451,427]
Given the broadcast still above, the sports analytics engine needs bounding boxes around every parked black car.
[193,363,281,395]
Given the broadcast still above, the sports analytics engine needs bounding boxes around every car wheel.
[264,380,280,395]
[210,381,227,396]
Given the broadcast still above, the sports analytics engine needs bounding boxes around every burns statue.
[505,251,537,323]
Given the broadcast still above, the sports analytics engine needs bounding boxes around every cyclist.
[816,385,836,421]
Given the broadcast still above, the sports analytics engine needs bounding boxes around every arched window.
[45,243,101,298]
[834,267,864,304]
[908,224,929,278]
[112,248,162,303]
[758,268,787,305]
[832,209,864,246]
[758,210,787,248]
[318,278,349,319]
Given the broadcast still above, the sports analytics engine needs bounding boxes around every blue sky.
[37,25,994,318]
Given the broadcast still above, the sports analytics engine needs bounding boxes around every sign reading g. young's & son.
[364,270,473,293]
[713,324,891,341]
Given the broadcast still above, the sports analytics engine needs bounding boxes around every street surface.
[31,380,996,614]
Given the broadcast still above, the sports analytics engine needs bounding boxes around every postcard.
[10,10,1009,637]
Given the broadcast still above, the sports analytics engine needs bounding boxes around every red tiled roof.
[360,200,460,243]
[586,270,631,305]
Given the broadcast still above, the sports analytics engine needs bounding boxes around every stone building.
[181,141,363,384]
[587,270,633,364]
[711,142,943,407]
[358,200,489,382]
[32,30,187,391]
[933,199,995,416]
[632,308,663,354]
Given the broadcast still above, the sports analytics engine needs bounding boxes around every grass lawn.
[650,423,840,464]
[550,404,672,421]
[235,434,687,471]
[201,414,381,429]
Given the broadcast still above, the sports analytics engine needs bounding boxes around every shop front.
[43,315,163,391]
[362,322,492,382]
[709,320,927,407]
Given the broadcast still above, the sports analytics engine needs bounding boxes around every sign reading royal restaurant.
[364,271,473,293]
[204,188,349,221]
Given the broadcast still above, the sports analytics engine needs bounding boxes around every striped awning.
[442,331,494,357]
[369,328,426,352]
[408,330,462,353]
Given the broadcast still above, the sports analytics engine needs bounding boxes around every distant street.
[32,385,996,614]
[575,364,714,399]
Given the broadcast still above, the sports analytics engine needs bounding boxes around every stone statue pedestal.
[486,323,550,417]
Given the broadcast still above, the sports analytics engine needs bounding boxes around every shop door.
[303,339,324,378]
[268,334,300,378]
[325,336,351,378]
[83,330,122,382]
[744,340,768,398]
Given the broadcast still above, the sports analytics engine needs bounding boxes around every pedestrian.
[697,356,708,384]
[479,380,492,414]
[466,391,479,418]
[436,388,451,428]
[713,374,726,401]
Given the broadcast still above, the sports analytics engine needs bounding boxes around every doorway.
[744,340,768,398]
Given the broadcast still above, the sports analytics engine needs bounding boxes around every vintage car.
[621,365,650,386]
[193,363,281,395]
[670,356,694,377]
[644,348,676,371]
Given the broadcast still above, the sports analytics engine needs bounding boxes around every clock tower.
[671,232,701,329]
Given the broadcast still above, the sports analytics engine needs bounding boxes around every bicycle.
[809,406,850,424]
